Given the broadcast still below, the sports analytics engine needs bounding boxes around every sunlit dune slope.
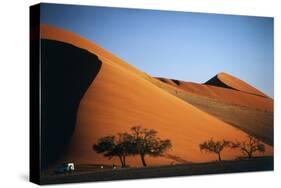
[156,77,273,112]
[154,77,273,145]
[153,79,273,145]
[41,24,273,167]
[205,72,268,97]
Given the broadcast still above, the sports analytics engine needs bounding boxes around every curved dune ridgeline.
[205,72,268,98]
[41,25,273,168]
[156,77,273,112]
[41,39,102,168]
[154,77,273,145]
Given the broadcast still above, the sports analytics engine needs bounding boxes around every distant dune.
[40,24,273,168]
[205,72,268,97]
[156,77,273,112]
[154,77,273,145]
[155,76,273,145]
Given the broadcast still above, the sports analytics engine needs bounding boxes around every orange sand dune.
[156,77,273,112]
[205,72,268,97]
[153,77,273,145]
[41,24,273,167]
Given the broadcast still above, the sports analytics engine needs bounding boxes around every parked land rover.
[54,163,75,174]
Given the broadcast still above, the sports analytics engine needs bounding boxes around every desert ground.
[40,24,273,177]
[41,156,273,184]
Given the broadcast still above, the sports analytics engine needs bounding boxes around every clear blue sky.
[41,3,274,97]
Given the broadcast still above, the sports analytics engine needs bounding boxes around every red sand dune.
[153,77,273,145]
[156,77,273,112]
[205,72,268,97]
[41,24,273,167]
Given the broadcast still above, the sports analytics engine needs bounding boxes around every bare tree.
[130,126,172,167]
[93,133,134,167]
[231,135,265,159]
[199,138,231,161]
[93,126,172,167]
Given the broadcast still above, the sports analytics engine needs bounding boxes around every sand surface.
[214,72,268,97]
[156,78,273,112]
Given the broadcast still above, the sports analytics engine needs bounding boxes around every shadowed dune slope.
[205,72,268,97]
[40,39,102,168]
[41,25,272,167]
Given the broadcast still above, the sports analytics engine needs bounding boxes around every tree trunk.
[140,154,147,167]
[248,152,252,159]
[118,155,124,167]
[218,152,222,161]
[122,155,126,167]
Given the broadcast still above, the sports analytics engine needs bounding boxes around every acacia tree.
[130,126,172,167]
[115,132,135,167]
[231,135,265,159]
[199,138,231,161]
[93,133,134,167]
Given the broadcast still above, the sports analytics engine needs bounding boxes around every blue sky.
[41,3,274,97]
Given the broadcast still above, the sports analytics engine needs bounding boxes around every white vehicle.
[54,163,75,174]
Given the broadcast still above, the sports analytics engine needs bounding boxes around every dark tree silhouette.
[199,138,231,161]
[93,133,134,167]
[93,136,115,161]
[130,126,172,167]
[115,133,135,167]
[231,135,265,159]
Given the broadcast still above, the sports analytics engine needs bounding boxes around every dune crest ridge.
[205,72,268,98]
[155,76,273,112]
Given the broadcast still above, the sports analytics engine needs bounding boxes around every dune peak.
[205,72,268,97]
